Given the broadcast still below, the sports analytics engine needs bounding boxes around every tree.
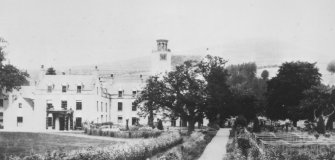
[160,60,207,133]
[266,61,321,125]
[198,55,231,125]
[261,70,269,80]
[46,67,56,75]
[133,76,165,128]
[327,60,335,75]
[227,63,267,121]
[0,37,29,93]
[299,85,335,133]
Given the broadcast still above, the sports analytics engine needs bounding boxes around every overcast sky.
[1,0,335,75]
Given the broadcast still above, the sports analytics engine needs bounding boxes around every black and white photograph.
[1,0,335,159]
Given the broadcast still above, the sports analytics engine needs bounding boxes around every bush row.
[11,132,183,160]
[83,128,162,138]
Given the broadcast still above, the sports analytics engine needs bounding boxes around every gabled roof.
[36,75,98,91]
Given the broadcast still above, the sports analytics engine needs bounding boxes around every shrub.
[157,119,164,130]
[13,132,182,160]
[83,128,162,138]
[235,115,247,128]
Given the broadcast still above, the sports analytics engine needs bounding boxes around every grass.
[0,132,121,158]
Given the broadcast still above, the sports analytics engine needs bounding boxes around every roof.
[104,73,149,95]
[36,75,98,91]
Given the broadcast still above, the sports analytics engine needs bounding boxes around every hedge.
[84,128,162,138]
[11,132,183,160]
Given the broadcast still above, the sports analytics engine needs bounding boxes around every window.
[101,115,103,122]
[132,117,137,125]
[47,117,52,127]
[62,85,67,93]
[160,53,167,60]
[101,102,103,112]
[118,91,122,97]
[132,102,137,111]
[18,103,22,108]
[105,103,107,112]
[118,102,122,111]
[96,101,99,112]
[75,117,82,128]
[61,101,67,110]
[0,112,3,123]
[17,117,23,127]
[77,85,82,93]
[118,116,123,124]
[47,103,53,110]
[132,91,137,97]
[47,85,52,93]
[76,101,82,110]
[0,99,3,107]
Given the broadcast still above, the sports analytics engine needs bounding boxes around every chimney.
[38,64,46,79]
[94,65,99,76]
[156,39,168,51]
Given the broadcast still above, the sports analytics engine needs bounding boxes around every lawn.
[0,132,122,158]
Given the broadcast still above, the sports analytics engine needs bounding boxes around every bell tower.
[151,39,172,75]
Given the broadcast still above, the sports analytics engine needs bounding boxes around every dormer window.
[77,85,82,93]
[47,85,52,93]
[62,85,67,93]
[118,90,123,97]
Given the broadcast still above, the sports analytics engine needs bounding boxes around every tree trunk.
[188,119,195,134]
[292,120,297,127]
[148,109,154,128]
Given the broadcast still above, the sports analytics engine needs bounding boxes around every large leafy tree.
[46,67,56,75]
[0,37,29,93]
[136,60,207,133]
[266,61,321,124]
[133,76,165,127]
[327,60,335,75]
[226,63,267,121]
[162,60,207,133]
[198,55,231,125]
[299,85,335,133]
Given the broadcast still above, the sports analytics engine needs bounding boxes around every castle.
[0,39,195,131]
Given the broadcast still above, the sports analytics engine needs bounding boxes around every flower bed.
[11,132,182,160]
[84,127,162,138]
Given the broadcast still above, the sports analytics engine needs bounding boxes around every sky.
[1,0,335,80]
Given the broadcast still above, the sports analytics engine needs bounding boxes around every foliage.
[156,130,217,160]
[45,67,56,75]
[83,127,162,138]
[261,70,269,80]
[327,60,335,74]
[234,115,248,128]
[0,37,29,93]
[227,62,267,121]
[134,76,166,127]
[12,132,182,160]
[198,55,231,125]
[266,61,321,122]
[299,85,335,132]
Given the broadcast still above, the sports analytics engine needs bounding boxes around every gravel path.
[198,128,230,160]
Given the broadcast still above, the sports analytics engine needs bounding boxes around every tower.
[151,39,172,75]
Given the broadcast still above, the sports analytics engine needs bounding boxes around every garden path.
[45,132,143,142]
[198,128,230,160]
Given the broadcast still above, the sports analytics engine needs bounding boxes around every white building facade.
[0,39,205,131]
